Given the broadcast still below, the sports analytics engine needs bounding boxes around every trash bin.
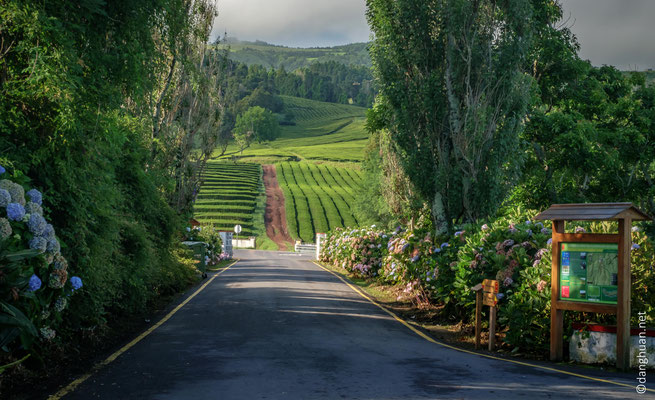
[182,241,208,278]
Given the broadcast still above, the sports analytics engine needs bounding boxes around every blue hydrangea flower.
[25,201,43,216]
[0,189,10,208]
[0,165,5,175]
[28,274,42,291]
[70,276,83,291]
[43,223,55,239]
[26,189,42,206]
[632,243,641,251]
[46,237,60,254]
[440,242,449,248]
[0,180,25,205]
[29,236,47,253]
[7,203,25,221]
[28,213,47,236]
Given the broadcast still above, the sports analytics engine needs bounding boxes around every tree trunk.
[432,192,449,235]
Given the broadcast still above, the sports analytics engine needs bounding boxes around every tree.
[233,106,280,152]
[366,0,535,233]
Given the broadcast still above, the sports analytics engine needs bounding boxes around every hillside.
[219,96,369,163]
[217,40,371,70]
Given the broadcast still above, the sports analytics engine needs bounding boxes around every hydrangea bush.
[0,167,82,353]
[319,209,655,354]
[183,226,229,266]
[320,227,389,278]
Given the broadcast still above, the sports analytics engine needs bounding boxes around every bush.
[320,226,389,277]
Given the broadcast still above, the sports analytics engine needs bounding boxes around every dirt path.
[262,165,293,250]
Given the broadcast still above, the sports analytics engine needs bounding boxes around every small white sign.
[234,224,242,234]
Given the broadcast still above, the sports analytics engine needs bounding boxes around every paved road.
[62,250,646,399]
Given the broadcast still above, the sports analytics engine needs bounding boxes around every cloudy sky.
[213,0,655,70]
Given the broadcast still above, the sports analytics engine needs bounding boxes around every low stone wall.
[569,325,655,369]
[234,237,256,249]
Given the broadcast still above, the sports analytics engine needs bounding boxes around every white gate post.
[316,233,326,260]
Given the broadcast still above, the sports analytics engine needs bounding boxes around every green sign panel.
[559,243,618,304]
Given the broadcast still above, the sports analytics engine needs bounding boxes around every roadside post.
[316,233,326,260]
[472,279,499,350]
[535,203,651,370]
[234,224,242,249]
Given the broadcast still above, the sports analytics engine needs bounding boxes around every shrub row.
[319,210,654,353]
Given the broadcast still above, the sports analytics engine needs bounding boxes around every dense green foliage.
[276,162,361,242]
[194,162,262,236]
[0,0,218,373]
[362,0,655,236]
[517,64,655,217]
[320,213,655,354]
[273,62,375,107]
[218,40,371,70]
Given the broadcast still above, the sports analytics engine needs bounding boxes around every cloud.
[211,0,655,70]
[212,0,371,47]
[560,0,655,70]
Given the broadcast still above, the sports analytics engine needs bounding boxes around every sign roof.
[534,203,652,221]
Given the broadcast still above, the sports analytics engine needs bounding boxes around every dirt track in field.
[262,165,293,250]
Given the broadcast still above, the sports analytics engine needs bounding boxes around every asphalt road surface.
[60,250,647,399]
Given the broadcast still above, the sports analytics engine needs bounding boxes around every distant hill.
[215,40,371,70]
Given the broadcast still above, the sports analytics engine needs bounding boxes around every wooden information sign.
[535,203,651,371]
[482,279,499,294]
[472,279,499,350]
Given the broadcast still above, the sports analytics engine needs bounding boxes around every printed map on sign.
[586,252,618,286]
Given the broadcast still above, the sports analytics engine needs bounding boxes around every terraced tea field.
[276,162,362,243]
[194,162,262,236]
[204,95,368,247]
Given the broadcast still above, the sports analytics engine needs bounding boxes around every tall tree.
[366,0,534,233]
[233,106,280,152]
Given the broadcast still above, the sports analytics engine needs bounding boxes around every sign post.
[472,279,499,350]
[234,224,242,249]
[535,203,651,370]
